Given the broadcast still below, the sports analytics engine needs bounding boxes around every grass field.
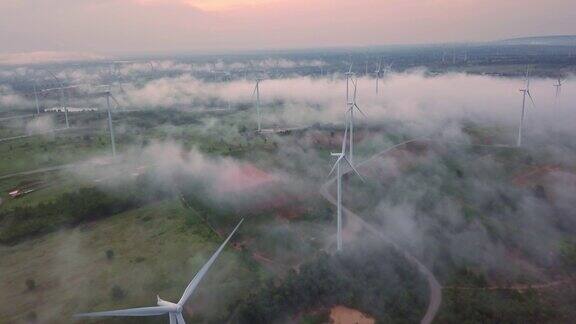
[0,199,261,324]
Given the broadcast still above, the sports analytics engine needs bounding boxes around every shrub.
[111,285,127,300]
[106,249,114,260]
[25,279,36,291]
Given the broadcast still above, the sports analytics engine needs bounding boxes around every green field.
[0,199,264,323]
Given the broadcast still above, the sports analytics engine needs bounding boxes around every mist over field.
[1,0,576,321]
[1,42,576,324]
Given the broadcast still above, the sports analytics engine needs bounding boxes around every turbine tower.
[252,78,263,132]
[517,67,536,147]
[223,72,232,110]
[104,87,121,158]
[374,58,383,95]
[345,63,354,106]
[329,118,364,251]
[47,70,69,128]
[554,78,564,108]
[347,78,367,166]
[33,83,40,116]
[75,218,244,324]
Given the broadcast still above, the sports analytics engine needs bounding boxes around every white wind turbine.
[222,72,232,110]
[47,71,70,128]
[252,78,263,132]
[329,116,364,251]
[375,61,393,95]
[517,67,536,147]
[374,58,383,95]
[33,82,41,116]
[347,77,367,166]
[345,63,354,106]
[75,218,244,324]
[554,78,565,108]
[103,87,121,157]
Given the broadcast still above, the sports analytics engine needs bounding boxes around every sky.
[0,0,575,57]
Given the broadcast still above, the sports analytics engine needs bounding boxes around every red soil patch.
[511,165,576,203]
[252,252,277,265]
[215,164,276,195]
[213,164,310,217]
[361,141,431,184]
[512,165,563,188]
[330,306,375,324]
[303,130,376,149]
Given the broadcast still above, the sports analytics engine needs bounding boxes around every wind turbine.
[214,71,232,110]
[252,78,263,132]
[103,87,121,157]
[33,83,41,116]
[374,58,383,95]
[347,77,367,166]
[554,78,565,108]
[517,67,536,147]
[344,63,354,106]
[75,218,244,324]
[46,71,70,128]
[329,117,364,251]
[224,72,232,110]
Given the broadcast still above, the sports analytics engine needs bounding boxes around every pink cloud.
[0,51,105,66]
[0,0,574,53]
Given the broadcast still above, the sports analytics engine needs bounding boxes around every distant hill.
[495,35,576,46]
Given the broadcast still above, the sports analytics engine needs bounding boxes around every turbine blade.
[527,91,536,108]
[342,118,349,154]
[170,313,178,324]
[354,104,367,118]
[177,312,186,324]
[177,219,244,306]
[348,63,353,74]
[74,306,172,318]
[251,85,257,98]
[110,94,121,109]
[344,157,365,182]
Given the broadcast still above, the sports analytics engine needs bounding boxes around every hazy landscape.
[1,1,576,323]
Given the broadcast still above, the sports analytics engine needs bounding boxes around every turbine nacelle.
[157,296,181,312]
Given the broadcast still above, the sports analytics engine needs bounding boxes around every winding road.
[321,138,442,324]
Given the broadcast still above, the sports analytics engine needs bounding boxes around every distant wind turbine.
[347,78,367,166]
[252,78,263,132]
[33,83,40,116]
[554,78,565,108]
[517,67,536,147]
[46,71,69,128]
[374,58,383,95]
[329,117,364,251]
[211,71,233,110]
[104,87,121,157]
[75,218,244,324]
[345,63,354,105]
[375,61,392,95]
